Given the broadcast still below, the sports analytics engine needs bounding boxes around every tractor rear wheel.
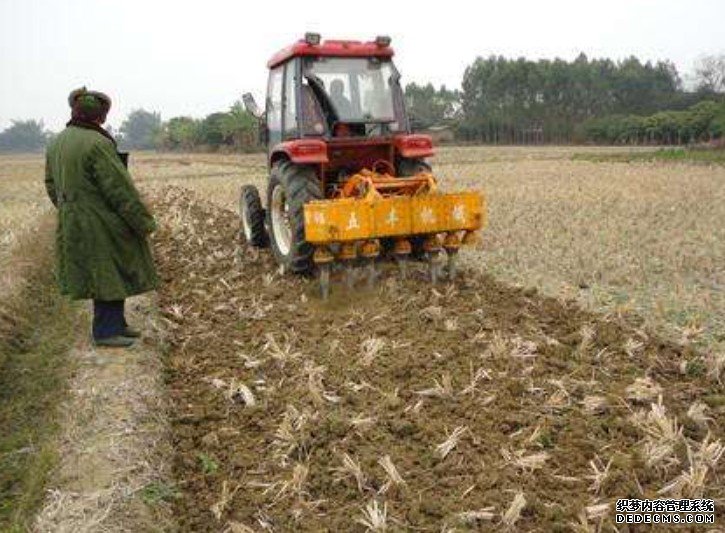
[266,161,322,274]
[240,184,268,247]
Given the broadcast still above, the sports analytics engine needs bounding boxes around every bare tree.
[694,54,725,93]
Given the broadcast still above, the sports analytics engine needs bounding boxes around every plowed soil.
[152,188,723,531]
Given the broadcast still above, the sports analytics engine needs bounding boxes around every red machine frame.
[264,37,435,181]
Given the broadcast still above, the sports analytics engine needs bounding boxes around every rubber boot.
[94,335,135,348]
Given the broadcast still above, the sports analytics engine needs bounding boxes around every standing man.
[45,87,159,348]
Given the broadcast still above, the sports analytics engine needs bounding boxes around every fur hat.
[68,87,111,122]
[68,86,111,109]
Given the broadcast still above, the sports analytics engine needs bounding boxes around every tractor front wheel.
[240,184,268,247]
[397,157,432,177]
[266,161,322,274]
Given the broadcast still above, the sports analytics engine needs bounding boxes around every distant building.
[424,125,455,144]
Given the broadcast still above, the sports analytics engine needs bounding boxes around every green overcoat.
[44,125,159,301]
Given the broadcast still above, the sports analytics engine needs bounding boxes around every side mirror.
[243,93,262,118]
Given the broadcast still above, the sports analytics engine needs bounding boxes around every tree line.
[0,120,49,152]
[0,101,258,153]
[154,101,257,151]
[458,54,682,143]
[582,100,725,145]
[104,101,258,152]
[1,53,723,152]
[410,53,725,144]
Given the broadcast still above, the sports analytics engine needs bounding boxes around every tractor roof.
[267,39,394,69]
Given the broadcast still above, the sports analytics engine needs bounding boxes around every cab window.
[283,61,298,138]
[267,66,283,147]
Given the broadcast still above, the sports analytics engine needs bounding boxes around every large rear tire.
[266,161,322,274]
[240,184,268,247]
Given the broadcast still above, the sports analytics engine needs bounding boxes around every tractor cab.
[240,35,484,298]
[269,39,406,141]
[244,34,434,191]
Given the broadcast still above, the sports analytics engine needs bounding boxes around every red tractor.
[241,34,484,297]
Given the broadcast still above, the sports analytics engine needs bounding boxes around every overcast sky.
[1,0,723,131]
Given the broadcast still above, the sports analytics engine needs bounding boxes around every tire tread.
[240,184,268,247]
[267,162,322,274]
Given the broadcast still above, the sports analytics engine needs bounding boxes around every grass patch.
[0,217,82,530]
[573,147,725,165]
[140,482,181,506]
[197,452,219,475]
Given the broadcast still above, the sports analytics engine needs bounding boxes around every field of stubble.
[1,146,723,530]
[3,146,722,357]
[123,146,725,356]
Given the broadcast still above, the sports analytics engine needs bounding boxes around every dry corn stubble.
[3,148,722,529]
[154,186,723,531]
[0,154,49,266]
[3,146,724,357]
